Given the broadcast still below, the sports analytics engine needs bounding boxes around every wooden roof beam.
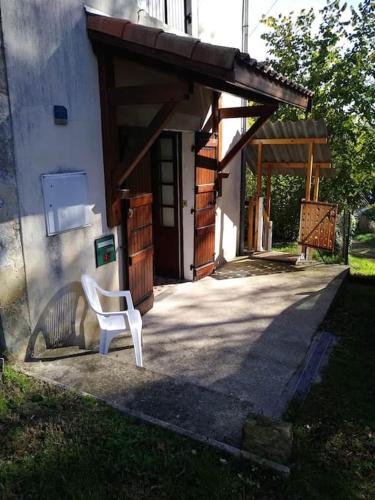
[250,137,327,145]
[218,104,278,120]
[218,106,277,171]
[114,100,179,187]
[108,82,191,106]
[262,162,331,169]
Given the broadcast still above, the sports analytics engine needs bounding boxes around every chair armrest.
[95,310,130,317]
[97,286,135,311]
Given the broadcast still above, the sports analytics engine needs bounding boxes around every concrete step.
[19,352,255,449]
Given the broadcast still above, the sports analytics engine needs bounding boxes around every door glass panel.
[162,207,175,227]
[161,162,174,183]
[160,138,174,160]
[162,184,174,205]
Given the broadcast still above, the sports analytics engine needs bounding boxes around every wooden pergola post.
[254,143,263,251]
[304,142,314,259]
[313,166,320,201]
[266,166,271,217]
[256,143,263,198]
[247,197,255,251]
[305,142,314,201]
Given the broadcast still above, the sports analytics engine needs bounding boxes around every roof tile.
[122,23,163,48]
[155,33,199,59]
[87,15,128,38]
[191,42,239,70]
[86,12,313,101]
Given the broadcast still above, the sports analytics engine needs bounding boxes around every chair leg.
[99,330,107,355]
[130,326,143,368]
[99,330,114,355]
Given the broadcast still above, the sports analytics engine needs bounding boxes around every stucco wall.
[0,11,31,358]
[0,0,245,357]
[181,131,195,280]
[0,0,149,358]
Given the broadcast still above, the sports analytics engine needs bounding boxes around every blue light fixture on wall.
[53,105,68,125]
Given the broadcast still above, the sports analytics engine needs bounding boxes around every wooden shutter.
[193,132,217,280]
[123,193,154,314]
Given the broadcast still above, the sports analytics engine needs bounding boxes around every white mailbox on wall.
[41,172,90,236]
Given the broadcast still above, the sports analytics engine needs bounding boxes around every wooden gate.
[193,132,217,280]
[299,200,337,252]
[123,193,154,314]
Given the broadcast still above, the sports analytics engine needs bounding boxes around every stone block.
[242,413,293,464]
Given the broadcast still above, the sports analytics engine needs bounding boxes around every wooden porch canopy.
[87,12,313,109]
[245,119,334,178]
[86,11,314,226]
[245,120,334,253]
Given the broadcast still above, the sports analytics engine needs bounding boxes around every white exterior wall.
[181,132,195,280]
[0,0,151,357]
[0,0,246,356]
[195,0,244,264]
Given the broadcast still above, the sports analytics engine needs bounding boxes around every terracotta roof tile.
[191,42,239,70]
[87,15,129,38]
[122,22,163,48]
[86,12,314,106]
[155,32,200,59]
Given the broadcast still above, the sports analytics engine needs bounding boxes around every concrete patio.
[20,259,348,452]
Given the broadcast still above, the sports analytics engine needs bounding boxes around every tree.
[251,0,375,240]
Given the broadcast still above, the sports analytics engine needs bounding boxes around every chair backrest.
[81,274,103,315]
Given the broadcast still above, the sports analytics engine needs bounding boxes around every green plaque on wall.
[95,235,116,267]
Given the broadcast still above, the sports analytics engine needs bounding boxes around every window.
[144,0,188,33]
[158,137,175,227]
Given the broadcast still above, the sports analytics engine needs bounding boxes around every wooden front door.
[193,132,218,280]
[152,132,182,278]
[123,193,154,314]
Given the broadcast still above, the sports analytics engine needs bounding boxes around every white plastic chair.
[81,274,143,367]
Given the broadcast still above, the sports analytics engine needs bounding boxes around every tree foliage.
[250,0,375,240]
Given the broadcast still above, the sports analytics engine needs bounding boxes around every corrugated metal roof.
[86,12,313,109]
[245,119,335,177]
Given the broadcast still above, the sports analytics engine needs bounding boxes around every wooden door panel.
[196,166,216,184]
[193,132,217,280]
[124,192,154,314]
[195,192,215,209]
[128,225,152,255]
[128,255,153,305]
[196,208,216,228]
[132,203,152,227]
[195,226,215,266]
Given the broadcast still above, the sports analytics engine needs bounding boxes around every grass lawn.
[353,233,375,246]
[273,235,375,275]
[272,242,299,254]
[284,277,375,499]
[0,368,279,499]
[2,276,375,499]
[349,254,375,276]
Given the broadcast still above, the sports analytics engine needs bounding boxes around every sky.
[249,0,363,60]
